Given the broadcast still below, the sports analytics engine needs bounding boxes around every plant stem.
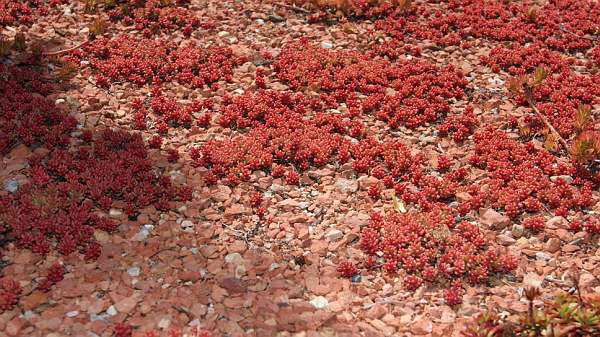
[273,2,311,14]
[44,39,90,56]
[522,84,570,152]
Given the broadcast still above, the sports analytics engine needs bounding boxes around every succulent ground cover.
[0,0,599,336]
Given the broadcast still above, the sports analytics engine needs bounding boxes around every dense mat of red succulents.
[0,17,189,314]
[0,64,75,155]
[0,0,67,26]
[513,72,600,137]
[1,127,192,258]
[0,277,21,312]
[1,0,600,335]
[359,210,518,299]
[129,87,215,132]
[481,43,574,75]
[467,128,595,218]
[373,0,600,52]
[274,40,467,129]
[82,0,215,36]
[482,42,600,140]
[71,35,245,89]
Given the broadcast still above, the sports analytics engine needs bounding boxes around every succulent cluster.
[359,210,517,300]
[0,277,22,312]
[0,0,67,26]
[72,35,244,89]
[374,0,600,52]
[0,127,191,290]
[467,128,594,220]
[0,64,75,155]
[82,0,212,36]
[288,0,413,21]
[273,40,467,129]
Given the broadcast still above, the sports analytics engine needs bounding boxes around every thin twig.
[172,304,194,322]
[559,24,600,42]
[522,84,569,152]
[273,2,312,14]
[44,39,90,56]
[222,223,259,250]
[148,247,177,260]
[544,276,569,286]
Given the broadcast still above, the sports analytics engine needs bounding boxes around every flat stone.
[179,271,201,282]
[544,238,561,253]
[219,277,247,293]
[228,240,247,253]
[455,192,472,202]
[225,252,243,265]
[546,216,569,229]
[6,317,25,336]
[512,224,524,238]
[497,234,515,246]
[562,244,580,252]
[224,204,246,216]
[412,318,433,335]
[335,178,358,193]
[523,272,543,289]
[7,144,30,160]
[131,225,153,241]
[321,41,333,49]
[115,296,139,313]
[34,317,61,330]
[21,291,48,311]
[365,304,387,319]
[158,318,170,329]
[357,176,378,191]
[325,229,343,241]
[480,208,510,229]
[309,296,328,309]
[180,220,194,231]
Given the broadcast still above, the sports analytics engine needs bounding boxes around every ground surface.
[1,1,600,337]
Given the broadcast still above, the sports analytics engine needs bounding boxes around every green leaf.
[392,194,407,213]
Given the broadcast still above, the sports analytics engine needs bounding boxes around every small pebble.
[4,180,19,193]
[106,306,117,316]
[89,313,105,322]
[127,266,140,277]
[132,227,151,241]
[535,252,551,261]
[181,220,194,231]
[158,318,171,329]
[321,41,333,49]
[109,208,123,218]
[66,310,79,318]
[21,310,35,320]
